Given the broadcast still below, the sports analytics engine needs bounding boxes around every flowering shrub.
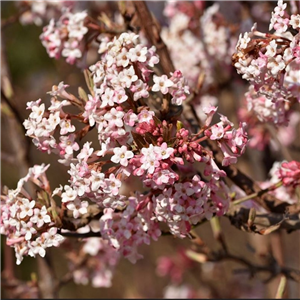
[1,1,300,298]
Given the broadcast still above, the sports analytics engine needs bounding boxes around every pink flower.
[156,143,174,159]
[210,124,225,140]
[137,109,155,123]
[278,160,300,187]
[104,107,124,128]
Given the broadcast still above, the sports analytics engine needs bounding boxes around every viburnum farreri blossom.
[233,0,300,126]
[0,164,64,265]
[14,27,251,263]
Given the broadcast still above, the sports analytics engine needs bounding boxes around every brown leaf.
[144,132,158,145]
[131,132,148,149]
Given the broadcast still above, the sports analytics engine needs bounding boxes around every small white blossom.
[152,75,173,94]
[111,146,134,167]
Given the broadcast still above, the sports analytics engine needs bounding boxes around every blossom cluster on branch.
[1,0,300,294]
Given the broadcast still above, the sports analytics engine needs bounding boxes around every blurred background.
[1,1,300,298]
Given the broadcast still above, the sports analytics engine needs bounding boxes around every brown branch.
[227,206,300,233]
[187,226,300,284]
[270,231,289,298]
[209,250,300,283]
[59,230,101,239]
[132,1,175,75]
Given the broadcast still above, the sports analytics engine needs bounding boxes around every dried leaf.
[84,69,94,95]
[144,132,158,145]
[131,132,148,149]
[153,115,162,126]
[78,87,88,103]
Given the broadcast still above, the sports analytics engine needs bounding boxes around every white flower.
[20,221,37,241]
[137,109,155,123]
[62,47,82,63]
[61,185,78,202]
[30,206,51,228]
[152,75,173,94]
[47,111,61,132]
[129,44,148,63]
[66,199,88,219]
[29,103,45,122]
[104,108,124,128]
[116,47,130,67]
[111,146,134,167]
[60,119,75,135]
[267,55,286,75]
[77,142,94,161]
[90,170,105,191]
[52,185,63,197]
[29,237,46,257]
[290,14,300,29]
[43,227,65,247]
[238,32,251,50]
[118,66,138,88]
[101,88,114,107]
[19,199,36,219]
[67,11,88,40]
[265,40,277,57]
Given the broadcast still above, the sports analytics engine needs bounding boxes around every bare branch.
[227,206,300,233]
[132,1,175,75]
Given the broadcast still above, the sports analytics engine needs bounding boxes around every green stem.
[232,181,283,206]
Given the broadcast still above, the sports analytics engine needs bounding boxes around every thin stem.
[59,230,101,238]
[192,135,208,144]
[232,181,283,206]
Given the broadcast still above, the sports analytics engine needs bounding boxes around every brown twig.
[209,250,300,282]
[187,227,300,284]
[132,1,175,76]
[227,206,300,233]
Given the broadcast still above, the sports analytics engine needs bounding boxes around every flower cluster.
[100,196,161,263]
[14,29,248,264]
[162,2,235,89]
[68,237,120,288]
[238,88,300,151]
[277,160,300,188]
[204,109,248,167]
[18,0,75,26]
[156,248,194,284]
[233,0,300,126]
[23,94,79,166]
[0,164,64,265]
[40,9,89,64]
